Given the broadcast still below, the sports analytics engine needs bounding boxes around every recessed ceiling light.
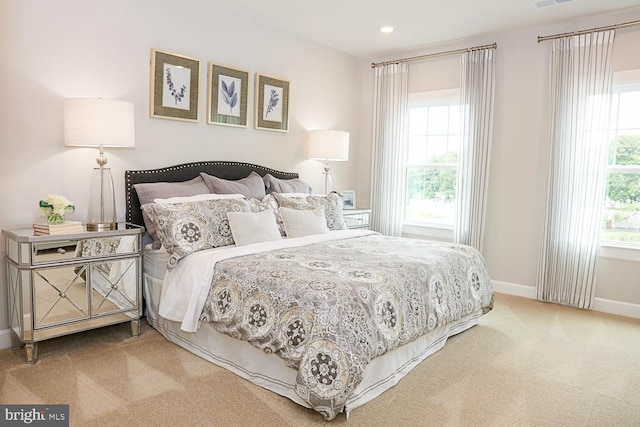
[380,26,394,34]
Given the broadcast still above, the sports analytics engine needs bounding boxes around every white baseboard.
[592,297,640,319]
[492,280,537,299]
[492,280,640,319]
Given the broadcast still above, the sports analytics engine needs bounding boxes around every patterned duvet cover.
[199,234,493,420]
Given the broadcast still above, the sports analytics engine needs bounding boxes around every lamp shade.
[308,130,349,161]
[64,98,135,147]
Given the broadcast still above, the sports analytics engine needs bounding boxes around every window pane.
[603,173,640,243]
[609,92,619,133]
[405,167,457,225]
[448,105,462,134]
[426,135,447,163]
[618,91,640,129]
[408,136,427,164]
[409,108,428,135]
[447,135,461,164]
[607,133,617,166]
[611,134,640,166]
[427,106,449,134]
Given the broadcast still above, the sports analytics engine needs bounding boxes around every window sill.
[402,228,640,261]
[402,222,454,242]
[599,241,640,262]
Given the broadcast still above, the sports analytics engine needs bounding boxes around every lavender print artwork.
[265,89,279,116]
[166,68,186,104]
[217,75,241,117]
[262,84,283,122]
[162,63,191,110]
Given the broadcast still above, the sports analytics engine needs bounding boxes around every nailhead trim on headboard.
[125,161,299,227]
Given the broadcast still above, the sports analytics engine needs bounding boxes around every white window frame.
[404,89,462,233]
[600,81,640,255]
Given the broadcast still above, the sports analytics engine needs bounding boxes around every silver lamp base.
[86,222,117,232]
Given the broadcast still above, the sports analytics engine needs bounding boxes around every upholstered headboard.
[124,161,299,227]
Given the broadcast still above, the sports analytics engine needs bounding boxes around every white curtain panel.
[370,63,409,236]
[537,30,616,309]
[455,49,496,251]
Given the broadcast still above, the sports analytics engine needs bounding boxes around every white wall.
[0,0,363,332]
[360,7,640,317]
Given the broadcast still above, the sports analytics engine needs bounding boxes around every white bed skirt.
[144,273,483,417]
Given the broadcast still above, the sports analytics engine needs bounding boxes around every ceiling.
[217,0,640,58]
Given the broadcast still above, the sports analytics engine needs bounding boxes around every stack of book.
[33,221,84,236]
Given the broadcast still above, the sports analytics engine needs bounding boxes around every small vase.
[47,213,65,224]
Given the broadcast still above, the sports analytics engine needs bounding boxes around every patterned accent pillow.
[143,194,245,250]
[273,192,346,231]
[142,197,264,269]
[134,177,211,249]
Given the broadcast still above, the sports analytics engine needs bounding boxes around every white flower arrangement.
[39,194,74,223]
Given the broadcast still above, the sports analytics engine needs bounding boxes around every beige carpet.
[1,293,639,426]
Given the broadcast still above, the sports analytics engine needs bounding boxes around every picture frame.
[342,190,356,209]
[150,48,200,122]
[207,63,249,127]
[255,73,289,132]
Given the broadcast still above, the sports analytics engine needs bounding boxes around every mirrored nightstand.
[343,208,371,230]
[3,223,144,363]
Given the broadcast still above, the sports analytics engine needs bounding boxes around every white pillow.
[154,193,245,204]
[226,209,282,246]
[279,207,330,238]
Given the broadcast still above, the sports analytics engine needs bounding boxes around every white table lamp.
[308,130,349,194]
[64,98,135,231]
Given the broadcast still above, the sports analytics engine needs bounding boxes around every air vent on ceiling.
[532,0,573,8]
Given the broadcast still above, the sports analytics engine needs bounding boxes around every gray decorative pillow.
[200,171,266,200]
[134,177,211,249]
[142,197,264,269]
[273,192,346,231]
[263,174,312,194]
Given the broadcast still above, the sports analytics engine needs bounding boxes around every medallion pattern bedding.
[199,233,493,420]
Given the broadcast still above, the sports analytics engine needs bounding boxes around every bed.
[125,161,494,420]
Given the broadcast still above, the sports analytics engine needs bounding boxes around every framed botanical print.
[255,73,289,132]
[207,63,249,127]
[150,48,200,122]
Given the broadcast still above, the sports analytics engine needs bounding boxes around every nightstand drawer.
[32,237,140,265]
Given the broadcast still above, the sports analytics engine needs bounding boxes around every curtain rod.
[370,42,497,68]
[537,18,640,43]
